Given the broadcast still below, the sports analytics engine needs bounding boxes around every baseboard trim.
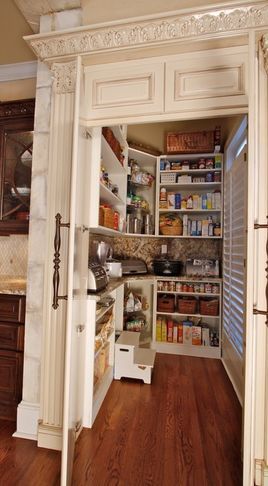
[13,400,40,441]
[221,357,243,405]
[38,421,62,451]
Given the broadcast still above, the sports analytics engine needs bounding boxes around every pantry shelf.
[156,311,220,319]
[160,168,222,174]
[153,341,220,359]
[158,209,221,213]
[156,291,221,297]
[100,183,125,206]
[159,182,222,190]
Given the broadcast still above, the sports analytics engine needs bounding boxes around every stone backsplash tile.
[0,235,28,277]
[89,233,222,273]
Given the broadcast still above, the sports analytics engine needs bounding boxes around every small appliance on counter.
[185,258,220,277]
[120,259,147,275]
[106,260,122,278]
[152,258,183,276]
[87,262,109,293]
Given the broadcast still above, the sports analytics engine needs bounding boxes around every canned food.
[205,283,212,293]
[176,282,182,292]
[212,284,219,294]
[199,283,205,293]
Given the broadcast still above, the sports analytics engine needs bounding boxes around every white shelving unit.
[155,153,223,238]
[126,147,157,235]
[83,284,124,428]
[123,279,154,346]
[152,278,222,359]
[88,126,128,236]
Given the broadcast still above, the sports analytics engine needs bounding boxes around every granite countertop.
[0,276,27,295]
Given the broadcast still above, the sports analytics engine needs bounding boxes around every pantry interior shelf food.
[152,277,222,359]
[156,152,223,238]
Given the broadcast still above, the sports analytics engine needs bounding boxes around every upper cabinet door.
[0,99,35,235]
[165,46,248,115]
[84,59,164,121]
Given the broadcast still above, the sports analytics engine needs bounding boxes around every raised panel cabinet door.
[84,59,164,120]
[0,350,23,420]
[0,323,24,351]
[0,295,26,323]
[165,46,248,114]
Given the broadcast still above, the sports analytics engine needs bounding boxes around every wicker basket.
[177,298,197,315]
[159,224,183,236]
[200,299,219,316]
[166,130,215,154]
[157,294,175,313]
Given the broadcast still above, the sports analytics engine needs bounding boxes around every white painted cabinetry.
[165,46,248,114]
[88,125,128,236]
[84,59,165,120]
[83,284,124,428]
[152,278,222,359]
[155,153,223,239]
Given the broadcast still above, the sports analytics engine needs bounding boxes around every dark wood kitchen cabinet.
[0,99,35,235]
[0,294,25,420]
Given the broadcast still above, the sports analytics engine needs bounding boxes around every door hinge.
[76,324,85,334]
[244,152,247,162]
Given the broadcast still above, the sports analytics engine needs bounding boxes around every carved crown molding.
[261,34,268,74]
[51,60,77,93]
[26,3,268,62]
[0,99,35,119]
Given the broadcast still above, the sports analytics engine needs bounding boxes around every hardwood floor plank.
[73,354,242,486]
[0,354,242,486]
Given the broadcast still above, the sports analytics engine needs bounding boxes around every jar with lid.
[158,281,164,291]
[163,281,169,291]
[199,283,205,293]
[160,187,167,202]
[169,281,175,291]
[176,282,182,292]
[182,283,188,292]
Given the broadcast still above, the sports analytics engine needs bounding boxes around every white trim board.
[0,61,37,82]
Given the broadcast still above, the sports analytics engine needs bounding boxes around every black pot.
[152,259,183,276]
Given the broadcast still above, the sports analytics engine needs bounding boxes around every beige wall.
[82,0,254,24]
[0,78,36,102]
[127,116,241,154]
[0,0,35,65]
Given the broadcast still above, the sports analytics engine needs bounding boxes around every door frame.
[24,4,268,485]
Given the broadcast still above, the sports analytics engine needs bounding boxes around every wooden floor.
[0,354,242,485]
[72,354,243,486]
[0,420,61,485]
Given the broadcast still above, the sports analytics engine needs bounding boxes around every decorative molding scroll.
[27,3,268,61]
[261,34,268,74]
[0,99,35,119]
[51,60,77,93]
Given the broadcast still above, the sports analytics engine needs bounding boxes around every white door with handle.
[61,57,91,486]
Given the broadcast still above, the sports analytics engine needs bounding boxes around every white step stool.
[114,331,156,384]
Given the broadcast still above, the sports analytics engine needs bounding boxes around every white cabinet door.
[84,59,164,120]
[165,46,248,114]
[61,58,91,485]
